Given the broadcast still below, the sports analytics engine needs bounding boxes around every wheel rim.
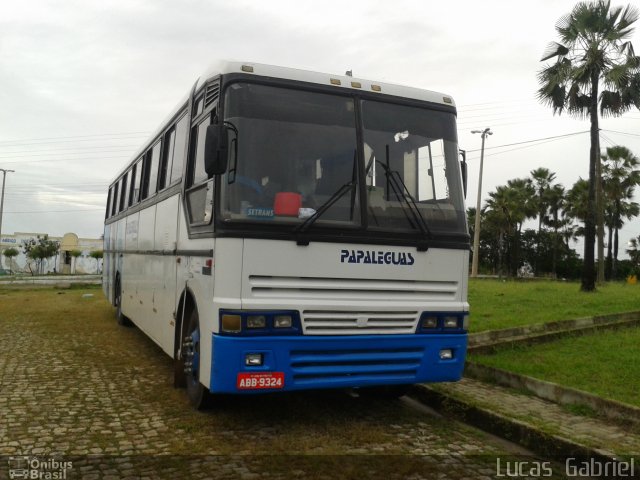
[184,322,200,386]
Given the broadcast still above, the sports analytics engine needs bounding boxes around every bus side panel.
[133,205,158,340]
[154,194,180,356]
[122,213,141,326]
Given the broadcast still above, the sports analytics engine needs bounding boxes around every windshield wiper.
[375,156,432,244]
[294,181,355,245]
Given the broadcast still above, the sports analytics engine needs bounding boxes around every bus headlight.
[247,315,267,329]
[417,313,467,333]
[218,310,301,336]
[421,316,438,329]
[274,315,293,328]
[443,316,460,329]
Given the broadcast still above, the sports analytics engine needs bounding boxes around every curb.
[468,313,640,355]
[464,362,640,428]
[409,384,618,462]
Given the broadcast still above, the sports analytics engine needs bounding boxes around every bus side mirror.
[204,124,227,176]
[459,149,467,198]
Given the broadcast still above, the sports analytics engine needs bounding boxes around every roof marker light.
[443,97,453,104]
[371,85,382,92]
[330,78,341,86]
[241,65,254,73]
[351,81,362,88]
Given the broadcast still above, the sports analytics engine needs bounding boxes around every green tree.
[537,0,640,291]
[530,167,557,274]
[22,235,60,275]
[626,235,640,274]
[601,145,640,278]
[565,178,590,236]
[69,249,82,274]
[90,250,103,274]
[2,247,19,275]
[484,179,536,276]
[543,183,567,276]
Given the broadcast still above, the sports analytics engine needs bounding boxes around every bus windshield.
[220,82,466,236]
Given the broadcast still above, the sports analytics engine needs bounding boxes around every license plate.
[237,372,285,390]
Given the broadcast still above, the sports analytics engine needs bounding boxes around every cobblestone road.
[0,288,560,479]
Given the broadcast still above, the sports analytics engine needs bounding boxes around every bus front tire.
[184,308,212,410]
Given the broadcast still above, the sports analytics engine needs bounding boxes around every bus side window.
[141,141,161,199]
[128,160,140,206]
[106,187,112,219]
[186,113,214,225]
[188,114,213,187]
[159,129,176,191]
[133,159,144,204]
[111,183,119,217]
[119,173,129,213]
[170,114,189,184]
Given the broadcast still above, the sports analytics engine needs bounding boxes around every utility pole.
[0,168,15,272]
[470,128,492,278]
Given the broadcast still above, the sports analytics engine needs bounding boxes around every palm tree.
[530,168,557,274]
[627,235,640,274]
[602,145,640,277]
[485,179,536,276]
[485,187,513,277]
[543,184,567,276]
[530,168,557,235]
[537,0,640,291]
[565,178,590,241]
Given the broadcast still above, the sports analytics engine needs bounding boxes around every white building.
[0,232,103,275]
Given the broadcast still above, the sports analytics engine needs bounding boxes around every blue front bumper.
[210,333,467,394]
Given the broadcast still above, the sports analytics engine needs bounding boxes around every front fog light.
[439,349,454,360]
[274,315,293,328]
[443,316,459,329]
[247,315,267,329]
[245,353,263,366]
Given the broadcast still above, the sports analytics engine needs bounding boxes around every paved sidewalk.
[426,378,640,458]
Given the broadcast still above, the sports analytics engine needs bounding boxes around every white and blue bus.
[103,61,470,409]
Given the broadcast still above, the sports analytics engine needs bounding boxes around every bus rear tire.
[184,308,212,410]
[115,276,132,327]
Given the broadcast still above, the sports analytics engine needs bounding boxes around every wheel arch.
[174,287,197,360]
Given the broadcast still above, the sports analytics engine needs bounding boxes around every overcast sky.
[1,0,639,257]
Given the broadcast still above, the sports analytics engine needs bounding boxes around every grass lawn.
[471,327,640,407]
[468,279,640,332]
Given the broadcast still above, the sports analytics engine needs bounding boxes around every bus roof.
[197,60,456,107]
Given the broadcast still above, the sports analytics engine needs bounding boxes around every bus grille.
[248,275,459,301]
[301,310,419,335]
[289,347,424,386]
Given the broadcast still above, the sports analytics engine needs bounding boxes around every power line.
[0,149,136,160]
[601,129,640,138]
[2,155,131,165]
[465,130,589,153]
[3,208,104,214]
[0,144,140,155]
[0,132,151,146]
